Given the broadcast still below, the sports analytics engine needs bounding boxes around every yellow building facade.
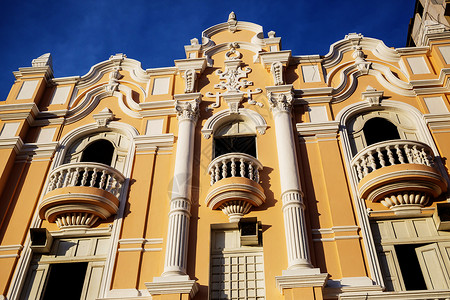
[1,12,450,300]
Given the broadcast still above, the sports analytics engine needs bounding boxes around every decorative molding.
[424,112,450,130]
[145,67,177,76]
[16,142,58,160]
[275,273,328,292]
[271,61,284,85]
[133,134,174,152]
[339,290,450,300]
[201,108,267,139]
[296,121,339,136]
[146,276,198,298]
[0,244,23,251]
[175,98,200,122]
[258,50,291,66]
[93,108,115,127]
[118,238,163,252]
[268,90,294,114]
[0,137,24,154]
[361,86,384,106]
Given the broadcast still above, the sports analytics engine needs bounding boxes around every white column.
[162,99,199,277]
[269,89,315,271]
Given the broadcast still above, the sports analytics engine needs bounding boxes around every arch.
[201,108,267,139]
[362,117,400,146]
[80,139,115,166]
[213,119,257,158]
[54,121,139,177]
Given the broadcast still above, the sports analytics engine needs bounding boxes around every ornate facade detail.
[271,61,284,85]
[105,67,123,92]
[227,11,237,33]
[352,46,371,73]
[268,92,294,113]
[205,43,262,110]
[361,86,384,106]
[381,191,430,209]
[93,107,115,127]
[220,201,252,223]
[183,69,196,93]
[31,53,52,68]
[175,98,200,122]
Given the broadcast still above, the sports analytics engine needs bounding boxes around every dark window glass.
[363,118,400,146]
[42,262,88,300]
[214,136,256,158]
[81,139,114,166]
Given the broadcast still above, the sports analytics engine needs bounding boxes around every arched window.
[362,117,400,146]
[347,110,418,155]
[213,120,256,158]
[63,131,130,173]
[80,139,115,166]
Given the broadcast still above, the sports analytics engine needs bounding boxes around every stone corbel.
[174,58,207,93]
[361,86,384,106]
[93,107,115,127]
[259,51,291,86]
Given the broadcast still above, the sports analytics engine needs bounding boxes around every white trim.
[201,108,267,139]
[0,244,23,251]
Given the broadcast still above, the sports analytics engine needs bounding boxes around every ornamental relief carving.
[206,42,263,111]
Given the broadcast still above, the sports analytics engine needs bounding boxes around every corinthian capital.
[268,91,293,114]
[175,98,200,122]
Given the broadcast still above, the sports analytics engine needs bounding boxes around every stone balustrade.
[46,162,125,198]
[351,140,435,181]
[208,152,263,185]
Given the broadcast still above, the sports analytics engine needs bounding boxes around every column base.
[145,275,198,299]
[276,269,328,294]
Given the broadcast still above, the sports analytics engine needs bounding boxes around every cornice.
[396,46,429,55]
[133,134,174,152]
[291,54,322,64]
[145,67,177,76]
[0,103,39,124]
[0,137,24,154]
[423,112,450,130]
[296,121,340,136]
[275,273,328,292]
[322,34,400,69]
[17,142,59,160]
[13,66,53,80]
[145,277,198,298]
[174,58,207,72]
[258,50,291,67]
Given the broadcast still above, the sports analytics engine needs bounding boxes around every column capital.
[174,95,201,122]
[268,90,294,114]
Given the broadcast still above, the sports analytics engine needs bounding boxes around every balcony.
[38,162,125,228]
[205,153,265,222]
[351,140,447,212]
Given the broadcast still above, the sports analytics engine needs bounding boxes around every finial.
[228,11,236,22]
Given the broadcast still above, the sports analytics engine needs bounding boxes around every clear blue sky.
[0,0,415,100]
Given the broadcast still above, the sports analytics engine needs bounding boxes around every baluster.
[99,170,107,189]
[72,168,80,186]
[114,182,122,198]
[110,177,118,195]
[231,158,236,177]
[90,168,98,187]
[56,170,64,188]
[47,174,56,192]
[367,150,376,171]
[249,163,254,180]
[63,168,71,187]
[81,167,89,186]
[361,156,369,177]
[405,145,413,163]
[395,144,405,164]
[240,158,245,177]
[421,148,431,166]
[376,147,385,167]
[386,146,395,165]
[215,163,220,182]
[355,161,363,180]
[412,146,420,164]
[222,160,227,179]
[210,168,215,185]
[255,168,260,182]
[105,174,113,192]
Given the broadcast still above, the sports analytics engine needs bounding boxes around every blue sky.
[0,0,415,100]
